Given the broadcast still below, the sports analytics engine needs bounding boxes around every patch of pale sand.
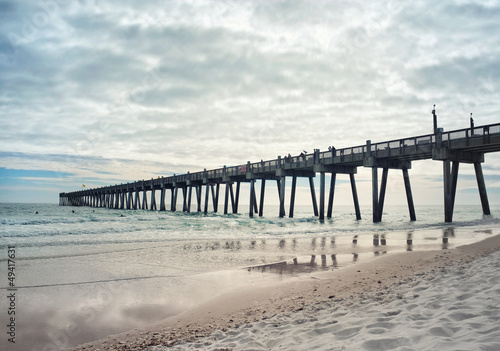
[167,248,500,350]
[68,234,500,351]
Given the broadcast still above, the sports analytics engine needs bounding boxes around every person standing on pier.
[432,104,438,133]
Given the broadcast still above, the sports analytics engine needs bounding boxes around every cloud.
[1,0,500,204]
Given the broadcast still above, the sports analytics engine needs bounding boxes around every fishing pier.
[60,121,500,223]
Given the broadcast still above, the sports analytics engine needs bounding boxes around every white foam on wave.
[159,250,500,351]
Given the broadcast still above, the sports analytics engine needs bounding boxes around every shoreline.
[69,234,500,351]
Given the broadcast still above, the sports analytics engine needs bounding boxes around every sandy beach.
[67,233,500,351]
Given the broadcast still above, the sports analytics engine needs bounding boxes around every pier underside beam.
[187,186,192,213]
[150,187,157,211]
[309,177,318,217]
[366,155,413,222]
[279,177,286,218]
[211,184,219,213]
[434,149,490,222]
[229,183,236,214]
[402,168,416,221]
[196,185,202,212]
[377,168,389,222]
[128,191,134,209]
[204,184,209,214]
[159,187,165,211]
[372,166,415,223]
[327,173,336,219]
[252,183,259,214]
[134,190,139,210]
[224,183,230,214]
[350,174,362,220]
[289,176,297,218]
[443,160,459,222]
[171,188,177,212]
[319,172,325,221]
[474,162,491,216]
[142,190,148,210]
[372,167,379,222]
[229,183,238,213]
[234,182,240,213]
[259,179,266,217]
[249,180,255,218]
[186,185,193,213]
[182,187,188,212]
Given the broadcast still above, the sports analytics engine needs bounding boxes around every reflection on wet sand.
[248,254,338,274]
[442,227,455,249]
[245,229,460,275]
[407,232,413,251]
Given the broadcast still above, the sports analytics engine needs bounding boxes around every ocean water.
[1,203,500,350]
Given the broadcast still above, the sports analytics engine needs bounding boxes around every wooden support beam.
[182,187,188,212]
[210,184,216,212]
[160,187,166,211]
[229,183,236,214]
[234,182,240,213]
[259,179,266,217]
[402,168,416,221]
[350,174,361,220]
[187,186,192,213]
[170,188,174,211]
[134,189,139,210]
[128,191,133,209]
[443,160,453,222]
[474,162,491,215]
[289,176,297,218]
[174,187,179,211]
[196,185,202,212]
[276,179,281,200]
[377,168,389,222]
[249,180,255,218]
[372,168,379,222]
[204,184,209,214]
[451,161,459,211]
[252,183,259,214]
[150,187,157,211]
[319,172,325,221]
[142,190,147,210]
[327,173,336,218]
[309,177,318,217]
[224,183,230,214]
[211,184,219,213]
[279,177,286,218]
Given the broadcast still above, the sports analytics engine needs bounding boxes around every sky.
[1,0,500,211]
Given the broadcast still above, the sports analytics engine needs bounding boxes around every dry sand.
[68,234,500,351]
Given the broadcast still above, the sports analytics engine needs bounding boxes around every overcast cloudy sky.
[1,0,500,209]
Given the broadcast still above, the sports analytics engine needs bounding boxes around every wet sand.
[68,234,500,351]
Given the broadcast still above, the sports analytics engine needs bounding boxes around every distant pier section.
[60,122,500,223]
